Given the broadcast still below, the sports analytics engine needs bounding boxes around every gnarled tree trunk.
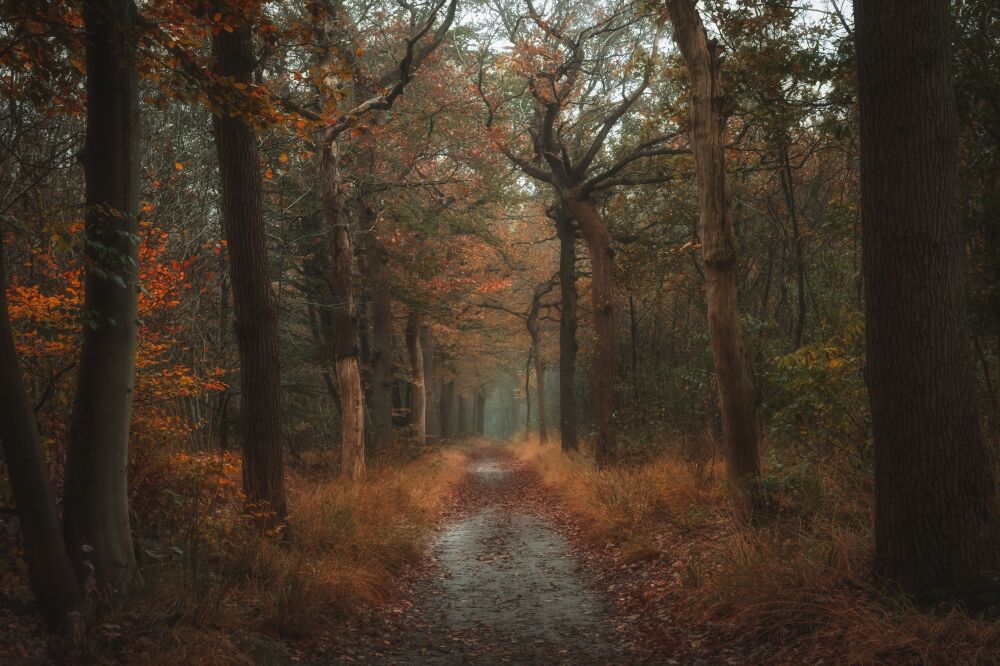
[321,136,365,479]
[211,13,287,522]
[667,0,761,490]
[63,0,140,595]
[856,0,1000,596]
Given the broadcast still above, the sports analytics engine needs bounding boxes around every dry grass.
[514,437,1000,664]
[512,438,725,545]
[76,445,468,664]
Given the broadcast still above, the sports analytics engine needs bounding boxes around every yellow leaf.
[175,162,183,171]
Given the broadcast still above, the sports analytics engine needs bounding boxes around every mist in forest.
[1,0,999,663]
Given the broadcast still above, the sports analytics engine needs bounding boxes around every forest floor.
[5,439,997,664]
[304,441,729,665]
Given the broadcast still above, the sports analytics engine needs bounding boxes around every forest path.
[321,442,627,664]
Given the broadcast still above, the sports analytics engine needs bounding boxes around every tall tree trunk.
[421,325,440,438]
[667,0,761,490]
[556,210,578,451]
[320,136,365,478]
[210,12,287,521]
[362,217,394,451]
[457,394,468,437]
[528,320,548,443]
[63,0,140,595]
[524,349,532,437]
[471,390,480,435]
[405,311,426,442]
[440,379,455,439]
[0,238,81,628]
[565,197,615,464]
[312,1,365,478]
[856,0,1000,595]
[475,389,486,436]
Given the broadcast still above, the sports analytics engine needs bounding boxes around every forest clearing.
[1,0,1000,663]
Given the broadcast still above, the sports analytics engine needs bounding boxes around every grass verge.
[513,437,1000,663]
[2,445,467,665]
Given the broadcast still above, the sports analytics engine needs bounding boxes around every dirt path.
[316,444,628,664]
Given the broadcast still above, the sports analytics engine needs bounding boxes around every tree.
[422,324,441,437]
[405,311,427,442]
[63,0,141,595]
[666,0,761,489]
[855,0,1000,596]
[552,205,578,451]
[301,0,456,470]
[0,236,80,629]
[479,0,680,463]
[526,282,554,444]
[362,217,394,450]
[210,2,287,521]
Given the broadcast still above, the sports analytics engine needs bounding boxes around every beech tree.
[63,0,141,594]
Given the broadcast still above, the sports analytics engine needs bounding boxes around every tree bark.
[320,137,365,478]
[667,0,761,489]
[63,0,140,595]
[0,237,81,629]
[311,1,366,478]
[405,311,426,442]
[210,13,287,522]
[856,0,1000,596]
[565,197,615,464]
[555,210,579,451]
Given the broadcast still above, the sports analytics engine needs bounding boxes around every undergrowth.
[1,444,466,665]
[514,438,1000,663]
